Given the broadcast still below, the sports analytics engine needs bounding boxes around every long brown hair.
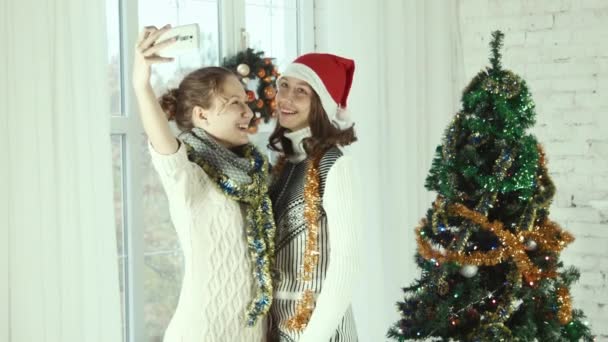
[159,67,234,132]
[268,91,357,157]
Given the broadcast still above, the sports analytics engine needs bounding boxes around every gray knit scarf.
[181,127,254,184]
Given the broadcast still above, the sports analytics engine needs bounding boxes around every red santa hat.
[279,53,355,130]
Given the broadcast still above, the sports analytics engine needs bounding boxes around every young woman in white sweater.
[267,53,363,341]
[132,25,275,342]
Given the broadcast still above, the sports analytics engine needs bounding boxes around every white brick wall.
[459,0,608,338]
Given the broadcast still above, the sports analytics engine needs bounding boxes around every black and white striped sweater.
[268,127,361,342]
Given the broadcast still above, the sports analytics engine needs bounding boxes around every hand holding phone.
[132,23,200,89]
[155,23,200,58]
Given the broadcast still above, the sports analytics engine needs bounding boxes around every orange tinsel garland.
[281,153,323,331]
[556,286,573,325]
[416,201,574,285]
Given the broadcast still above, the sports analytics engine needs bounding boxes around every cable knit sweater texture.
[148,141,265,342]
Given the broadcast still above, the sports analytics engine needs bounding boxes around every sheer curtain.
[380,0,464,309]
[1,0,122,341]
[315,0,463,339]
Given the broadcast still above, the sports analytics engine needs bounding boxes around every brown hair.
[268,91,357,157]
[159,66,235,132]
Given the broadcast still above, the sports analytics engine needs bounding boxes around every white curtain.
[1,0,122,341]
[380,0,464,306]
[315,0,463,339]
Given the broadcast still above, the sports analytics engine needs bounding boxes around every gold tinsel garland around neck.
[274,152,324,331]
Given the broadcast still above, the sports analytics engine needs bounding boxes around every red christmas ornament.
[264,86,276,99]
[255,99,264,109]
[246,90,256,102]
[466,308,481,324]
[257,68,266,78]
[270,99,277,111]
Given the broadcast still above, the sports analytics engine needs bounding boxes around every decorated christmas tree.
[387,31,594,341]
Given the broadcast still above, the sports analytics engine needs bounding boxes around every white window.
[107,0,313,341]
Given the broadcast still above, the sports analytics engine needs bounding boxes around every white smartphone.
[155,23,200,58]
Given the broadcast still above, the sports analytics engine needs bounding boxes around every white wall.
[1,0,8,329]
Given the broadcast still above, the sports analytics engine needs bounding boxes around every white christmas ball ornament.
[459,264,479,278]
[236,63,251,76]
[524,240,538,251]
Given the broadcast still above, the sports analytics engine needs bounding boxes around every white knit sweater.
[148,141,265,342]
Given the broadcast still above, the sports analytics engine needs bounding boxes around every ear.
[192,105,210,126]
[192,106,206,120]
[191,106,208,127]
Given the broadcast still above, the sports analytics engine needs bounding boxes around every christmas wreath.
[222,48,279,133]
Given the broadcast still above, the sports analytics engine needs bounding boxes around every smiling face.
[275,76,314,131]
[194,75,254,148]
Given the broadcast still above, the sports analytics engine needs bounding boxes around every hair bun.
[159,88,179,121]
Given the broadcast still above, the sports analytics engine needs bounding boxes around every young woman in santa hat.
[267,53,362,341]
